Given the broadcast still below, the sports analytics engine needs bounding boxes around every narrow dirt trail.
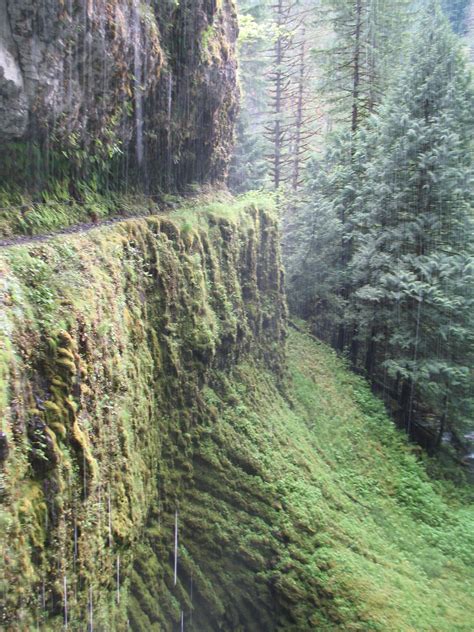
[0,211,157,249]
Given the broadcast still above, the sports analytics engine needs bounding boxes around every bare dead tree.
[265,1,319,191]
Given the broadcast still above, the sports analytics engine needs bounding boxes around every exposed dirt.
[0,211,157,248]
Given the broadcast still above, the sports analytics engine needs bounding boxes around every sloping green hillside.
[270,330,474,629]
[1,197,472,630]
[144,328,472,631]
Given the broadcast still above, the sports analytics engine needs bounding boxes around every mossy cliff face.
[1,199,473,631]
[0,0,238,190]
[0,198,286,629]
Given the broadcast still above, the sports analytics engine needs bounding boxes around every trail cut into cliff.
[1,195,473,631]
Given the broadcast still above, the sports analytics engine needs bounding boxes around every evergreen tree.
[228,1,272,192]
[286,146,344,339]
[350,2,474,442]
[287,0,474,449]
[230,0,320,193]
[265,0,318,189]
[290,25,319,191]
[296,0,413,352]
[265,0,295,189]
[317,0,411,130]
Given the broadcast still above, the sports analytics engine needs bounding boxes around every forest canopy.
[231,0,474,456]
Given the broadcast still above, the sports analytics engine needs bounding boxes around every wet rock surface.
[0,0,239,188]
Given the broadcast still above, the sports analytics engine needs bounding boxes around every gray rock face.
[0,0,239,188]
[0,0,164,143]
[0,0,28,138]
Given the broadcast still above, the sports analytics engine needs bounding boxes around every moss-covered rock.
[0,195,286,629]
[2,195,471,631]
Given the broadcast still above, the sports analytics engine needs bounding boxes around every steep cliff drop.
[0,197,288,629]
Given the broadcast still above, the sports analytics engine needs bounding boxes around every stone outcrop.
[0,0,239,189]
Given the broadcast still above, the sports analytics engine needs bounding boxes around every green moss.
[71,420,99,485]
[1,194,471,631]
[17,482,48,551]
[57,346,76,361]
[0,195,285,629]
[49,421,67,440]
[56,357,77,375]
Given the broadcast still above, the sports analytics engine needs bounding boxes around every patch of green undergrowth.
[133,328,474,630]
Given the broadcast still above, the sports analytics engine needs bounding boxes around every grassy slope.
[189,329,474,630]
[286,330,474,630]
[290,335,474,630]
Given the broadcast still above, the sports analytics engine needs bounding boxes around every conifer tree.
[230,0,320,193]
[228,0,272,192]
[350,2,474,441]
[287,0,474,448]
[441,0,471,33]
[301,0,412,352]
[317,0,411,130]
[290,26,318,191]
[264,0,294,189]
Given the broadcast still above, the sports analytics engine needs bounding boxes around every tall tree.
[317,0,411,130]
[307,0,412,351]
[350,1,474,442]
[228,1,271,192]
[230,0,320,193]
[289,21,321,191]
[287,0,474,449]
[265,0,297,189]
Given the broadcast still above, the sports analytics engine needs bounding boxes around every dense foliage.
[284,1,474,451]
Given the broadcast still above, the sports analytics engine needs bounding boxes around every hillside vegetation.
[0,196,472,629]
[130,327,474,630]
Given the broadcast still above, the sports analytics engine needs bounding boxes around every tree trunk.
[399,379,412,433]
[350,324,359,367]
[435,395,448,450]
[351,0,362,134]
[292,30,306,191]
[365,326,377,378]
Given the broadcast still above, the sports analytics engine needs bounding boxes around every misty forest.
[0,0,473,630]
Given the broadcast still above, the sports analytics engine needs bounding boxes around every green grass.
[274,329,474,629]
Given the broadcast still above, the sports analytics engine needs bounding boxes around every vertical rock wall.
[0,200,286,629]
[0,0,239,190]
